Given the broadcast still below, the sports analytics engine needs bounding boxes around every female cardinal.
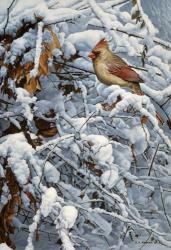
[88,38,143,94]
[88,38,164,124]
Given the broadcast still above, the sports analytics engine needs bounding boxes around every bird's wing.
[108,64,144,83]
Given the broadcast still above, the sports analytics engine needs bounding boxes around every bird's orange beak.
[88,52,96,60]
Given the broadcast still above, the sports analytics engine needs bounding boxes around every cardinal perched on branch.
[88,38,143,94]
[88,38,164,124]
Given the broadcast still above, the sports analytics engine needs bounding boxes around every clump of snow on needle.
[101,169,119,189]
[81,134,113,163]
[30,22,44,78]
[40,187,58,217]
[60,205,78,229]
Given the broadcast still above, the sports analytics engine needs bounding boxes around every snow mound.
[60,205,78,229]
[40,187,58,217]
[82,134,113,163]
[101,169,119,189]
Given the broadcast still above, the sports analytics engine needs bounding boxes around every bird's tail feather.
[132,83,144,95]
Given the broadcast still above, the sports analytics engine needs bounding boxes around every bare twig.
[111,0,130,7]
[148,143,159,176]
[88,24,171,50]
[161,95,171,107]
[3,0,16,37]
[54,60,162,77]
[154,170,171,231]
[54,61,93,74]
[78,0,130,11]
[0,99,13,105]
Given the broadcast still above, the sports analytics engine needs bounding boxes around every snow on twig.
[88,23,171,50]
[30,22,44,78]
[132,0,158,36]
[1,0,171,249]
[109,93,171,150]
[3,0,16,37]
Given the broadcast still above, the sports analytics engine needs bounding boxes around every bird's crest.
[95,38,108,49]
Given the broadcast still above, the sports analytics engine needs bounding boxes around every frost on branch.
[30,22,44,78]
[1,0,171,249]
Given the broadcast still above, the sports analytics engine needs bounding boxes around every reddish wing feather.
[108,65,144,83]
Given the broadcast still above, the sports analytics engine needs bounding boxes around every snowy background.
[0,0,171,250]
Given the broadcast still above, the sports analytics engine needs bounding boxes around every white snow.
[101,169,119,188]
[0,243,12,250]
[60,229,75,250]
[44,162,60,183]
[0,164,5,178]
[67,30,106,52]
[0,133,34,185]
[30,22,44,77]
[60,205,78,229]
[121,125,150,155]
[62,41,76,59]
[133,0,158,36]
[1,0,171,249]
[40,187,58,217]
[16,88,37,121]
[81,134,113,163]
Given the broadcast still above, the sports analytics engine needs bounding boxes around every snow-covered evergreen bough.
[0,0,171,249]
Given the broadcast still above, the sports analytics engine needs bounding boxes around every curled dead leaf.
[59,83,81,96]
[35,117,58,137]
[2,26,61,95]
[24,77,41,94]
[141,115,148,124]
[102,96,122,111]
[37,127,58,137]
